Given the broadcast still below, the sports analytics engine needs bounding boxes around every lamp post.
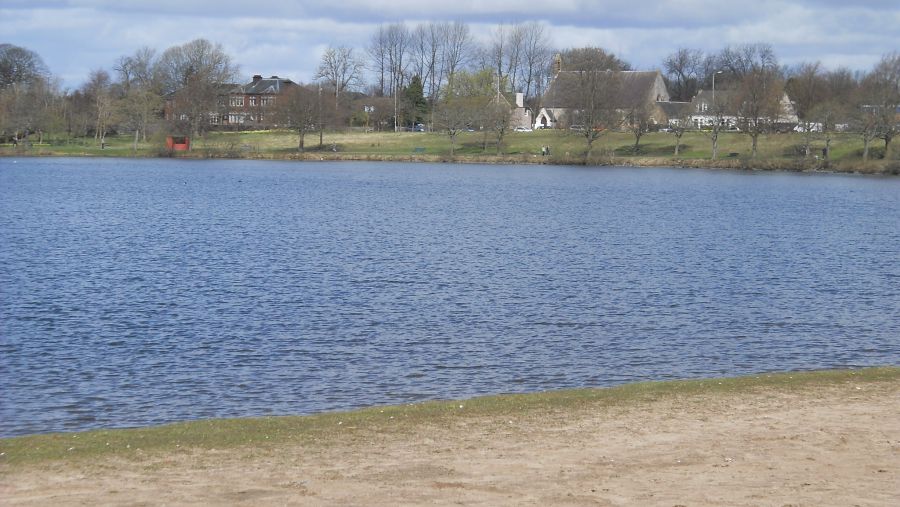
[712,70,724,112]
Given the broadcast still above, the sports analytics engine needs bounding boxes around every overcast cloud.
[2,0,898,89]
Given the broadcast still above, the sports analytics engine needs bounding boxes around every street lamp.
[712,70,724,110]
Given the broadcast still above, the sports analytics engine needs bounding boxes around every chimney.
[252,74,262,82]
[516,92,524,108]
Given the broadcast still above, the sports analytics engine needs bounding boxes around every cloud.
[1,1,897,89]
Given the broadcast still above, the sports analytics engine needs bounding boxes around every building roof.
[540,70,667,109]
[232,75,296,95]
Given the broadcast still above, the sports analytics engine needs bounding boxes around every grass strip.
[1,366,897,466]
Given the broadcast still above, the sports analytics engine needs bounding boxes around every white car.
[514,126,533,132]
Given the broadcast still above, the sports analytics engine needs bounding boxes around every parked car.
[413,123,426,132]
[514,126,533,132]
[569,125,585,131]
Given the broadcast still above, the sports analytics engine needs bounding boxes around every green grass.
[2,367,897,466]
[1,129,893,163]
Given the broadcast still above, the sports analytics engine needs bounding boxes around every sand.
[2,379,898,506]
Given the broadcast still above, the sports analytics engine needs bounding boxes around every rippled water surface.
[1,158,898,436]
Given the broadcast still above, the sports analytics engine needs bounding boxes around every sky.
[2,0,898,90]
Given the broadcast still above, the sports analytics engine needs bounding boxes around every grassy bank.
[2,366,897,466]
[2,129,898,175]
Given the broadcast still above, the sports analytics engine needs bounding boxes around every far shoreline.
[3,149,899,177]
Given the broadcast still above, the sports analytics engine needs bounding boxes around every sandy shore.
[2,376,899,506]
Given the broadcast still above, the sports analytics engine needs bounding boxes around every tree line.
[1,25,898,160]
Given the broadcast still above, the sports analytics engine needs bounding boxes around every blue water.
[1,158,898,437]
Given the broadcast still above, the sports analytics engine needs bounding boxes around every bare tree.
[734,67,784,158]
[115,47,161,148]
[785,62,827,157]
[0,76,56,145]
[669,105,694,157]
[865,52,900,157]
[623,101,652,154]
[435,95,478,157]
[810,68,857,163]
[367,25,389,96]
[275,84,318,152]
[154,38,238,139]
[717,43,777,79]
[441,21,472,87]
[316,46,364,112]
[560,69,623,156]
[663,48,705,102]
[518,22,552,107]
[727,46,784,158]
[488,23,528,96]
[83,69,115,147]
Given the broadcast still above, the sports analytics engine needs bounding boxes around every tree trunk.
[711,132,719,160]
[298,130,305,152]
[633,132,642,154]
[885,134,893,159]
[133,129,139,153]
[751,133,759,158]
[674,136,681,156]
[863,138,870,162]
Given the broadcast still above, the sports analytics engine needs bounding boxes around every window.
[249,97,257,106]
[230,96,244,107]
[261,96,274,106]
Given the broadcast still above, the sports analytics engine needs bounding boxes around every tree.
[785,62,827,158]
[401,74,427,127]
[0,43,49,89]
[83,69,116,147]
[275,85,318,152]
[726,45,784,158]
[115,47,162,149]
[716,43,777,79]
[367,23,412,131]
[0,76,56,145]
[734,67,784,158]
[484,100,512,155]
[810,68,857,163]
[623,101,652,154]
[434,69,495,157]
[517,22,552,107]
[669,105,694,157]
[154,38,238,139]
[865,52,900,157]
[558,47,631,72]
[663,48,705,102]
[556,67,623,156]
[440,21,472,90]
[315,46,364,113]
[434,95,479,157]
